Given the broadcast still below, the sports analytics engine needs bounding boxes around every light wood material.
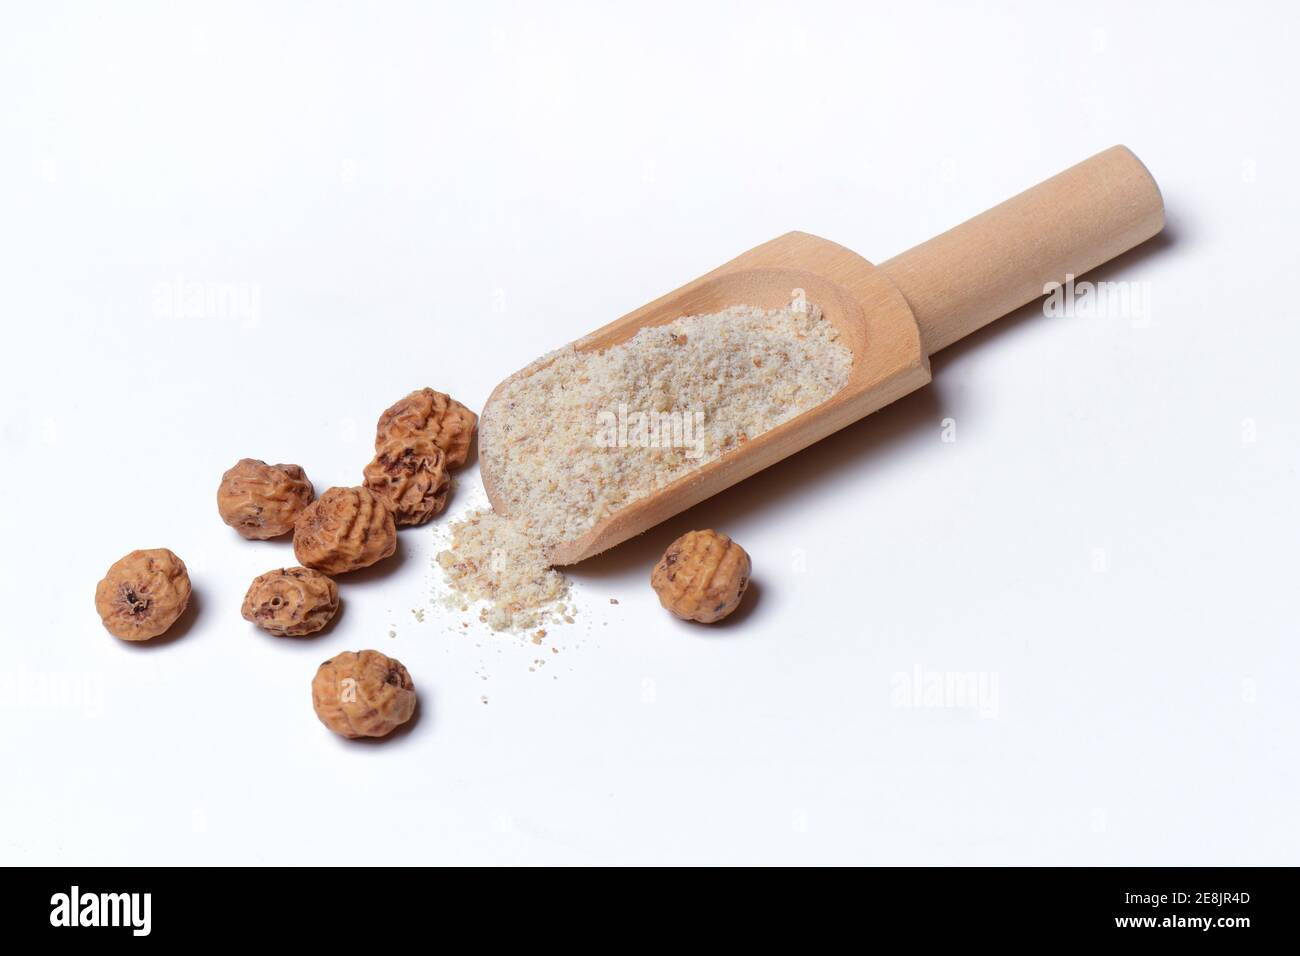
[480,145,1165,564]
[880,145,1164,353]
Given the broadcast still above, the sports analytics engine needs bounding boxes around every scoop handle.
[879,145,1164,355]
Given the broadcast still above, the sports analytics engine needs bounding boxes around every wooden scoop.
[481,145,1165,565]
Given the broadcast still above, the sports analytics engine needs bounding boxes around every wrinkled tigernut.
[95,548,192,641]
[375,388,477,469]
[293,486,397,575]
[217,459,314,539]
[650,529,751,624]
[311,649,417,739]
[363,437,450,526]
[241,567,339,637]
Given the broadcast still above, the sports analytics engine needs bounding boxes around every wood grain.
[880,145,1165,354]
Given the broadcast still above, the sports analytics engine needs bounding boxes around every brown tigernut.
[217,459,314,539]
[241,567,339,637]
[375,387,477,469]
[363,437,449,526]
[650,529,751,624]
[311,649,417,739]
[95,548,192,641]
[293,486,396,575]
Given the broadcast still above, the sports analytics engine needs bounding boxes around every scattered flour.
[436,509,571,631]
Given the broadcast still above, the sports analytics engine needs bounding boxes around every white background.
[1,1,1295,866]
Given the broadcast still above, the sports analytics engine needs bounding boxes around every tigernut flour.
[436,508,571,631]
[437,302,851,630]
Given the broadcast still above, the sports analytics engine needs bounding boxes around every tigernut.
[375,388,477,469]
[217,459,314,539]
[293,486,397,575]
[311,649,417,739]
[241,567,339,637]
[363,437,450,526]
[650,529,751,623]
[94,548,192,641]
